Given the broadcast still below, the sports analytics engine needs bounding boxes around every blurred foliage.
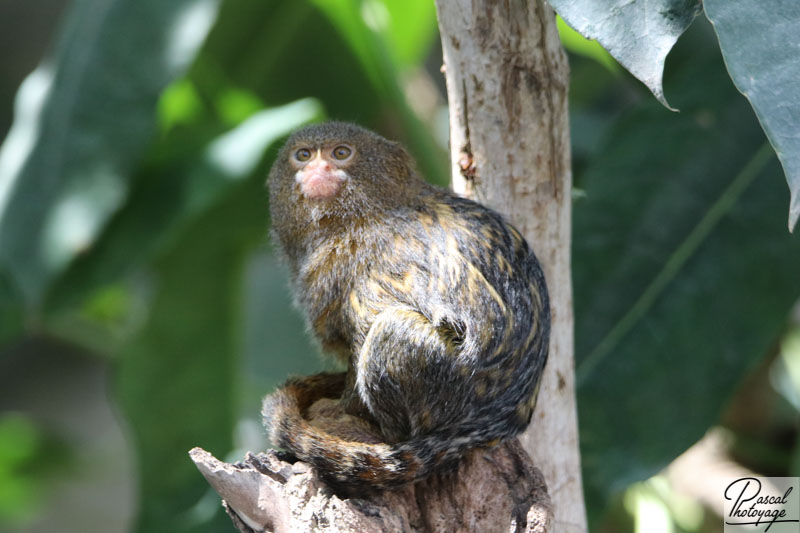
[0,0,222,308]
[0,414,44,525]
[0,1,798,532]
[574,21,800,518]
[0,413,68,527]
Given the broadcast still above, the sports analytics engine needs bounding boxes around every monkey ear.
[384,140,402,153]
[385,141,415,169]
[381,141,416,183]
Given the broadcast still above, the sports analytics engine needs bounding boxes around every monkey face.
[290,144,356,200]
[268,122,424,234]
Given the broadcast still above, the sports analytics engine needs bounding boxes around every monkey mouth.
[299,170,346,199]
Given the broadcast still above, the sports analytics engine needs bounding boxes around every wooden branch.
[434,1,587,531]
[190,440,551,532]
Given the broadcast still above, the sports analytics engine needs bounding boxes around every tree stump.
[190,439,551,532]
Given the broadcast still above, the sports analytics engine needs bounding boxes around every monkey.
[262,121,550,491]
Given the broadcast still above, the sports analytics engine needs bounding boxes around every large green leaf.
[573,27,800,518]
[379,0,438,68]
[116,173,270,533]
[200,0,380,127]
[704,0,800,231]
[549,0,701,108]
[307,0,447,184]
[45,98,322,316]
[197,0,446,184]
[556,16,618,74]
[312,0,437,72]
[110,97,320,532]
[0,0,220,308]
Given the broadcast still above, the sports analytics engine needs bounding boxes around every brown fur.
[263,122,550,490]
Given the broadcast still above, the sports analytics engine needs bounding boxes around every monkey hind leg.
[355,307,470,445]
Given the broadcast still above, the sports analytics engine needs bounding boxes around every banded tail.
[262,373,470,490]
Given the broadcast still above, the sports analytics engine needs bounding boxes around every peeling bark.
[191,440,551,532]
[435,1,587,531]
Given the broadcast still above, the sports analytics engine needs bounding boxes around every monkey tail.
[262,373,468,490]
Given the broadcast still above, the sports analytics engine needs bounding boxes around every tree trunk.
[434,1,587,531]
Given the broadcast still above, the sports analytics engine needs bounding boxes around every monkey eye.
[331,145,352,161]
[295,148,312,162]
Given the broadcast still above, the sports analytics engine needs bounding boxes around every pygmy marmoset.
[263,122,550,490]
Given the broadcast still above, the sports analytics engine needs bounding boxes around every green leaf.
[0,0,221,308]
[549,0,701,109]
[556,16,618,73]
[703,0,800,231]
[307,0,447,184]
[111,98,320,532]
[309,0,437,82]
[311,0,382,88]
[197,0,446,184]
[573,28,800,517]
[46,98,323,316]
[366,0,438,68]
[158,79,205,131]
[116,176,266,533]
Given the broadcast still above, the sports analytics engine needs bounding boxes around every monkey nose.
[306,158,332,173]
[299,161,343,199]
[303,159,334,183]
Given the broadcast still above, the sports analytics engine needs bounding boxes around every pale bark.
[434,0,587,531]
[190,441,551,532]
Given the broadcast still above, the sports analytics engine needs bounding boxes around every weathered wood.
[434,1,587,531]
[191,440,551,532]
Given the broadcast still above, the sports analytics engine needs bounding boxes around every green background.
[0,1,798,532]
